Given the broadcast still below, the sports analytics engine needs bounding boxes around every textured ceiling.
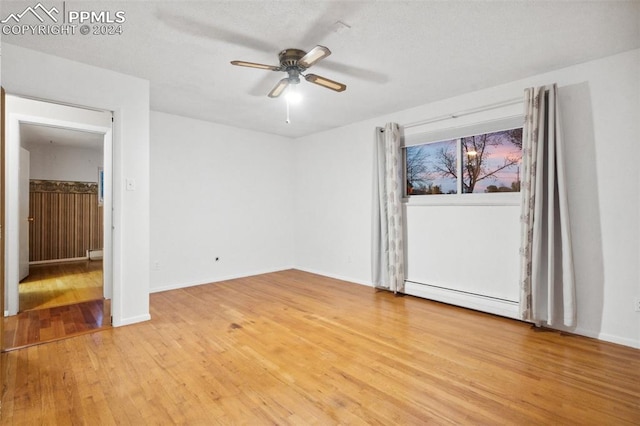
[2,1,639,138]
[20,123,104,150]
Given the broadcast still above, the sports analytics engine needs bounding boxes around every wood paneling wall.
[29,180,103,262]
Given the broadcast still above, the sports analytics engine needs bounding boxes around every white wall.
[149,111,295,292]
[294,49,640,348]
[2,43,150,326]
[405,205,521,299]
[294,124,374,286]
[28,144,102,182]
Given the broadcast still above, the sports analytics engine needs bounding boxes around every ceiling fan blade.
[298,45,331,68]
[268,78,290,98]
[304,74,346,92]
[231,61,280,71]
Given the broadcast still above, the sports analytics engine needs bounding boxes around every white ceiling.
[20,123,104,151]
[2,1,639,138]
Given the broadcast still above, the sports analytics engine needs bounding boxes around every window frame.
[402,115,524,207]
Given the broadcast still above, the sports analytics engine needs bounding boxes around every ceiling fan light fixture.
[232,44,346,98]
[285,85,302,104]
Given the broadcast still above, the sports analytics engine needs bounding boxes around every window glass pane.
[406,139,457,195]
[461,128,522,193]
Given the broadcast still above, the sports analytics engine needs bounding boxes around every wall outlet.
[152,261,160,270]
[635,298,640,312]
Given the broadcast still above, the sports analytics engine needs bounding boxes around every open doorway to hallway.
[18,124,105,314]
[3,95,114,350]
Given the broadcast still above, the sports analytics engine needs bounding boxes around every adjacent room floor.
[19,260,104,311]
[3,260,110,351]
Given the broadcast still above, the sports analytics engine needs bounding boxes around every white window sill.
[403,192,521,207]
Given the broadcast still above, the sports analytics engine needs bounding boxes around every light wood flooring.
[19,260,104,312]
[3,299,111,351]
[2,260,109,351]
[2,270,639,424]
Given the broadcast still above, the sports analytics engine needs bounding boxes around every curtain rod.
[402,97,523,129]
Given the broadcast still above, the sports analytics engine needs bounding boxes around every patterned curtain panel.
[372,122,405,293]
[519,84,576,327]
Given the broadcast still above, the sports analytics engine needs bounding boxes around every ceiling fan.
[231,45,347,98]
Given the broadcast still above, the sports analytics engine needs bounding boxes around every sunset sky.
[406,128,522,194]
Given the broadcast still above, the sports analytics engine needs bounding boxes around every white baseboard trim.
[404,281,520,320]
[560,326,640,349]
[113,313,151,327]
[149,266,296,294]
[293,267,372,287]
[405,282,640,349]
[30,256,89,265]
[594,332,640,349]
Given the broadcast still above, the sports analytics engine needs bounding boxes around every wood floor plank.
[1,269,639,424]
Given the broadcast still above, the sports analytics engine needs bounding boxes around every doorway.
[3,95,113,348]
[18,123,105,312]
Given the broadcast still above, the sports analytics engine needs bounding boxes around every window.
[405,127,523,196]
[406,139,457,195]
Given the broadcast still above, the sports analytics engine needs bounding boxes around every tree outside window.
[405,128,522,195]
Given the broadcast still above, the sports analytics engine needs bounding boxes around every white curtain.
[372,122,405,293]
[519,84,576,327]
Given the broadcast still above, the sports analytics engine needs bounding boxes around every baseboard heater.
[404,280,520,320]
[88,249,103,260]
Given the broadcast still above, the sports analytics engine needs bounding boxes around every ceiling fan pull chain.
[286,98,291,124]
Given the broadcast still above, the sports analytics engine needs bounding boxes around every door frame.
[18,147,29,282]
[1,87,6,351]
[4,95,113,315]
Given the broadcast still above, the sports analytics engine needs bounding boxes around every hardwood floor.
[1,270,639,424]
[2,260,109,351]
[19,260,103,312]
[3,299,111,351]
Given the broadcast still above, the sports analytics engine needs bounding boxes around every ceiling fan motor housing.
[279,49,307,70]
[279,48,306,84]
